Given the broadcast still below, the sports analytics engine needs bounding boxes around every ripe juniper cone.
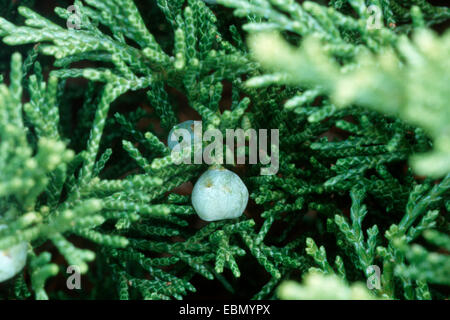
[192,166,249,221]
[0,225,27,282]
[167,120,201,150]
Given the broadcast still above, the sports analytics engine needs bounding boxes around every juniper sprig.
[0,0,448,300]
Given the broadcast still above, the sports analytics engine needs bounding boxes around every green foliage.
[0,0,35,73]
[234,0,450,177]
[0,0,448,300]
[278,272,374,300]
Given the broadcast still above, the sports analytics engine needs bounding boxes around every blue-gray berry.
[192,167,249,221]
[0,225,27,282]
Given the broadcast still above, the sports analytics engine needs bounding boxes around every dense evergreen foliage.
[0,0,448,300]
